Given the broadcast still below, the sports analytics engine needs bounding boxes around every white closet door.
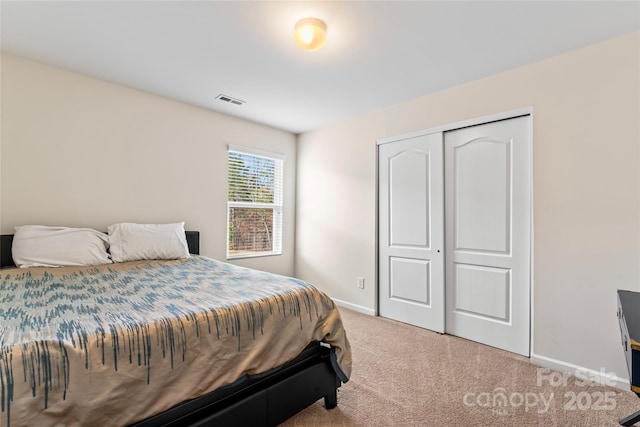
[444,115,531,356]
[378,133,444,332]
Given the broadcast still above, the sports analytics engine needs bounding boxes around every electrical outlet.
[357,277,365,289]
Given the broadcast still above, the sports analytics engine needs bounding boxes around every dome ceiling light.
[293,18,327,51]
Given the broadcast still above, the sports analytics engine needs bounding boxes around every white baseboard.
[331,298,376,316]
[530,352,630,392]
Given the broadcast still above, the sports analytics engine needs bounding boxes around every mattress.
[0,256,351,427]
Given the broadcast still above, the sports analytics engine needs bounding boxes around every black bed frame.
[0,231,342,426]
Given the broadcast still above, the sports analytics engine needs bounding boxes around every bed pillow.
[107,222,190,263]
[12,225,112,268]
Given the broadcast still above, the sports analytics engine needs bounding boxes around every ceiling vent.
[215,94,245,106]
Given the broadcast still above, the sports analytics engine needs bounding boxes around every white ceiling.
[1,1,638,134]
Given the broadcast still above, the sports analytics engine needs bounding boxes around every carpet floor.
[281,307,640,426]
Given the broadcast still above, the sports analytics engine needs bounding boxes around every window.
[227,145,284,259]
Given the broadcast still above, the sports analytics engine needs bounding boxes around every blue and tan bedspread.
[0,256,351,427]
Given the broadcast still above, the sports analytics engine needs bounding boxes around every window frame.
[226,145,284,260]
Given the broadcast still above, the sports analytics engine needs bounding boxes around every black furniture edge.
[620,410,640,427]
[617,289,640,426]
[0,234,13,268]
[184,231,200,256]
[0,231,201,268]
[132,342,340,427]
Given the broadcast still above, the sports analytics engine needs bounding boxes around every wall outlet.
[357,277,365,289]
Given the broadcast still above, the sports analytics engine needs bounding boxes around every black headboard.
[0,235,14,268]
[0,231,200,268]
[185,231,200,256]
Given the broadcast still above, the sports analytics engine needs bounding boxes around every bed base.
[132,342,340,427]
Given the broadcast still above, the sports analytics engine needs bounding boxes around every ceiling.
[1,1,638,134]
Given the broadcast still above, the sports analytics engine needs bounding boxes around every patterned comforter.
[0,256,351,427]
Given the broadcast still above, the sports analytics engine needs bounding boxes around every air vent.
[215,94,246,106]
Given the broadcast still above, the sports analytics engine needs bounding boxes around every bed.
[0,231,351,427]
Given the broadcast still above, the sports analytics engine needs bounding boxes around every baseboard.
[331,298,376,316]
[530,352,631,392]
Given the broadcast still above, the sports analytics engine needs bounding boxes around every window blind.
[227,146,283,258]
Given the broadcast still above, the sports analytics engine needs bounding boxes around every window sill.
[227,252,282,260]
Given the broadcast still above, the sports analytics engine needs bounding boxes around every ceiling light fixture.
[293,18,327,51]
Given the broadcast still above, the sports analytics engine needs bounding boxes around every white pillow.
[107,222,190,263]
[12,225,112,268]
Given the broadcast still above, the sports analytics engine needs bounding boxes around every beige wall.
[0,53,297,276]
[296,32,640,378]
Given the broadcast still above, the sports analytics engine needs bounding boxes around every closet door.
[378,133,444,332]
[444,115,531,356]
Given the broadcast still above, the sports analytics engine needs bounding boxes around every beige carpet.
[281,308,640,426]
